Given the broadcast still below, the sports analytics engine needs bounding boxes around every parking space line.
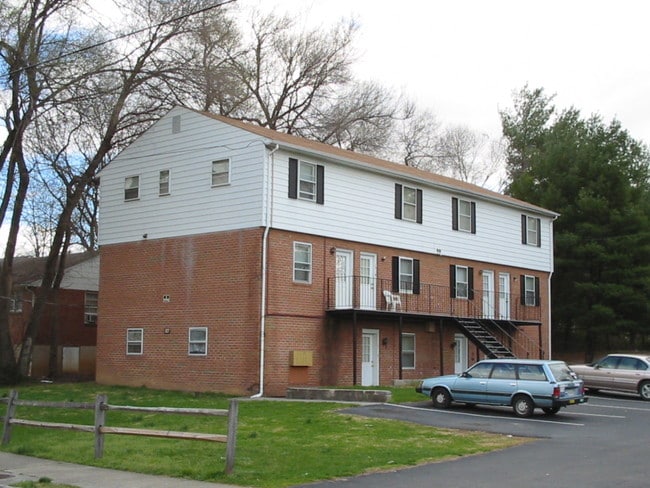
[573,411,625,418]
[584,403,650,413]
[393,403,585,426]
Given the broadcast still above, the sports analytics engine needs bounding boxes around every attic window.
[172,115,181,134]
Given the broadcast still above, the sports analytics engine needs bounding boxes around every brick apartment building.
[96,106,557,397]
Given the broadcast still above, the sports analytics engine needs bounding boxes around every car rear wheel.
[639,381,650,401]
[542,406,560,415]
[431,387,451,409]
[512,395,534,418]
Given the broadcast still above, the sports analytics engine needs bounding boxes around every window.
[124,175,139,201]
[521,275,540,306]
[172,114,181,134]
[394,184,423,223]
[84,291,98,326]
[159,170,170,196]
[401,333,415,369]
[211,159,230,186]
[189,327,207,355]
[521,215,541,246]
[9,290,23,313]
[293,242,312,283]
[466,362,493,379]
[517,364,547,381]
[452,197,476,233]
[392,257,420,294]
[450,265,474,299]
[288,158,324,204]
[126,328,143,355]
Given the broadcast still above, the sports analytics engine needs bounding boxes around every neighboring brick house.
[7,252,99,378]
[96,106,558,397]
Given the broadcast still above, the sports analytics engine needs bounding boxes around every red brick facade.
[97,227,549,397]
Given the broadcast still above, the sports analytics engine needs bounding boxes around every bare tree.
[435,125,503,188]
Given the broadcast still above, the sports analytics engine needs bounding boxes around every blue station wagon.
[416,359,587,417]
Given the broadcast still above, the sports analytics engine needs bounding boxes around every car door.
[452,362,493,404]
[485,363,518,405]
[614,357,646,393]
[589,355,620,390]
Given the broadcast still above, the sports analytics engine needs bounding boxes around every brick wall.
[97,228,264,395]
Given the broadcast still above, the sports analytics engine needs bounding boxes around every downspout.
[251,143,279,398]
[547,215,558,359]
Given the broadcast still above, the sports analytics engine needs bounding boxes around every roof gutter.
[251,142,279,399]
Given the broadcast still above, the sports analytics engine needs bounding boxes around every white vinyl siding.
[98,108,265,245]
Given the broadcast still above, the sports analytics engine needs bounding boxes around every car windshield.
[548,362,577,382]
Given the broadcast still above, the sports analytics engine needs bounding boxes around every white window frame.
[401,333,415,369]
[402,185,418,222]
[124,175,140,201]
[159,169,170,196]
[188,327,208,356]
[524,275,537,306]
[211,159,230,187]
[126,328,143,355]
[455,265,469,299]
[293,242,312,283]
[458,199,473,232]
[399,257,414,294]
[298,161,317,201]
[84,291,98,325]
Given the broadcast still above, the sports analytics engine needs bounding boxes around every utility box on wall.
[290,350,313,367]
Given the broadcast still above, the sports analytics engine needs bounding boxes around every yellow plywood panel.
[290,350,313,367]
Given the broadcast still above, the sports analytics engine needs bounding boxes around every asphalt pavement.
[0,451,243,488]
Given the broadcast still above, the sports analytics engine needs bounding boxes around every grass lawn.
[0,383,529,488]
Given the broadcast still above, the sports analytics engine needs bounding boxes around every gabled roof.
[191,107,558,217]
[5,251,99,287]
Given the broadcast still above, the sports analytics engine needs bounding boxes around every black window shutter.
[450,265,456,298]
[392,257,400,292]
[471,202,477,234]
[536,218,541,247]
[413,259,420,295]
[521,215,527,244]
[534,277,540,306]
[316,165,324,204]
[395,184,402,220]
[520,275,526,305]
[288,158,298,199]
[416,189,423,224]
[451,197,458,230]
[468,267,474,300]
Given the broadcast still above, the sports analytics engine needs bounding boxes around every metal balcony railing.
[325,276,542,324]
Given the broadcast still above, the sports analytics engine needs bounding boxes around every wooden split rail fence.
[1,390,239,474]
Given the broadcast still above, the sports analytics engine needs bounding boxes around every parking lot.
[300,391,650,488]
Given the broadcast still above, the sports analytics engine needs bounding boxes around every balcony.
[325,276,541,325]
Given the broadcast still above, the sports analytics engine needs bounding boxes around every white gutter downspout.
[251,143,279,399]
[547,215,558,359]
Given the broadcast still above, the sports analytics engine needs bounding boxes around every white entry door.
[361,329,379,386]
[482,270,495,319]
[454,334,468,374]
[359,253,377,310]
[498,272,511,319]
[335,250,353,308]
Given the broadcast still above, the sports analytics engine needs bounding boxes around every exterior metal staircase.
[454,319,516,359]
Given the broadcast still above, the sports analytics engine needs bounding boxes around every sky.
[238,0,650,144]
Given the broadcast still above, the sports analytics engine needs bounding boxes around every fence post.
[224,399,239,474]
[94,394,107,459]
[2,390,18,446]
